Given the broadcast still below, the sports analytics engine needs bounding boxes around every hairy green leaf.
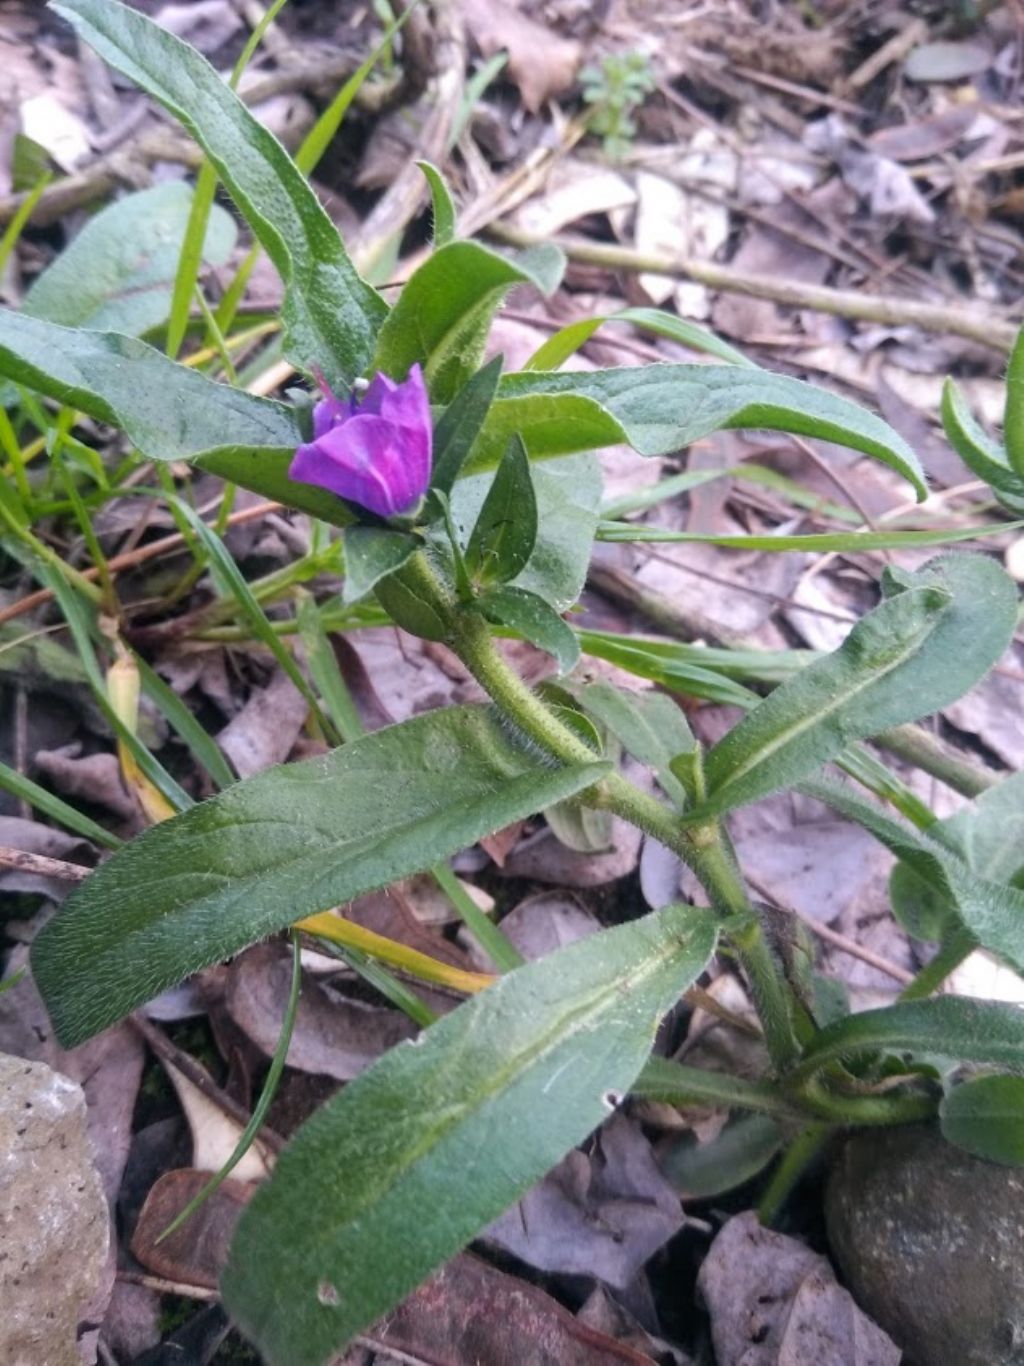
[430,354,503,495]
[690,555,1016,820]
[490,365,927,496]
[890,769,1024,941]
[465,436,537,586]
[940,1074,1024,1166]
[941,377,1024,508]
[793,996,1024,1083]
[417,160,456,247]
[32,706,609,1046]
[451,452,600,612]
[53,0,386,382]
[805,777,1024,975]
[479,585,579,675]
[342,527,419,604]
[24,182,236,335]
[523,306,756,372]
[373,240,563,402]
[660,1114,783,1198]
[221,903,716,1365]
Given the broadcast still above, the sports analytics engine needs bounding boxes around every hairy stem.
[404,557,803,1072]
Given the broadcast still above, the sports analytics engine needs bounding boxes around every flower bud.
[289,364,432,518]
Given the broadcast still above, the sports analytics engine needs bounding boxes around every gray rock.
[0,1053,109,1366]
[826,1124,1024,1365]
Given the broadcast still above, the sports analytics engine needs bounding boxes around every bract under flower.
[290,364,432,518]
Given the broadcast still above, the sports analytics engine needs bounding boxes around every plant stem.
[418,562,801,1072]
[489,222,1018,354]
[757,1125,830,1226]
[899,925,976,1000]
[876,724,997,798]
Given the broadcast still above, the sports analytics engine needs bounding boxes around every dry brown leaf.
[484,1114,685,1290]
[216,667,309,778]
[462,0,581,112]
[343,1252,658,1364]
[224,941,417,1081]
[131,1170,254,1290]
[699,1211,900,1365]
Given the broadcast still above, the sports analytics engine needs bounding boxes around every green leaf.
[940,1074,1024,1166]
[479,585,579,675]
[417,160,456,247]
[491,366,928,497]
[0,758,121,850]
[0,310,357,520]
[341,527,419,604]
[633,1056,801,1118]
[804,777,1024,975]
[659,1114,783,1198]
[465,391,627,473]
[891,769,1024,942]
[523,306,755,372]
[32,705,610,1046]
[465,436,537,586]
[597,520,1019,554]
[689,554,1017,821]
[23,182,236,335]
[451,452,601,612]
[430,354,503,496]
[575,682,693,809]
[373,240,563,402]
[1005,324,1024,478]
[52,0,386,383]
[0,307,290,454]
[577,630,762,708]
[220,902,717,1365]
[792,997,1024,1083]
[941,378,1024,507]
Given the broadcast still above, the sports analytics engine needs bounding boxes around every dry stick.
[587,561,1001,799]
[130,1012,286,1155]
[0,499,282,629]
[488,223,1019,353]
[745,873,914,985]
[0,846,91,881]
[0,55,401,228]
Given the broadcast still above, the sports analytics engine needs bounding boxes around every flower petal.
[377,362,431,435]
[312,393,355,440]
[359,371,399,417]
[290,413,430,517]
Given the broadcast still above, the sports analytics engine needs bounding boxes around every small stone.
[826,1124,1024,1365]
[0,1052,109,1366]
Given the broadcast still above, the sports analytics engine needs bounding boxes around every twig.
[0,847,91,881]
[130,1013,286,1154]
[487,223,1019,353]
[842,18,928,93]
[798,915,914,985]
[0,500,282,629]
[352,0,466,278]
[0,54,397,227]
[116,1270,220,1301]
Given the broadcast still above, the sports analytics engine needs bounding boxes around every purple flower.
[289,364,432,518]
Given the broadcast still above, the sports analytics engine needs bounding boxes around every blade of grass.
[157,931,302,1243]
[596,521,1013,553]
[294,912,496,996]
[166,0,293,359]
[162,492,339,747]
[312,936,438,1028]
[0,759,121,848]
[133,650,236,789]
[0,170,51,277]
